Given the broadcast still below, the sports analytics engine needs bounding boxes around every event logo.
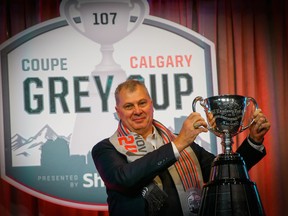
[0,0,218,210]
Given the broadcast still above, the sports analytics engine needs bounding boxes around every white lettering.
[83,173,105,188]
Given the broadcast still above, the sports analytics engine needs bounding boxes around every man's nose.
[134,105,142,114]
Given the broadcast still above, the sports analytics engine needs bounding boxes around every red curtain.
[1,0,287,215]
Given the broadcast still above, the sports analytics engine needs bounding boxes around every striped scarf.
[117,119,201,190]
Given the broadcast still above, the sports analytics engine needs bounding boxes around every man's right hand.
[173,112,208,152]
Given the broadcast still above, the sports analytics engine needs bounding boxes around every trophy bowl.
[193,95,258,154]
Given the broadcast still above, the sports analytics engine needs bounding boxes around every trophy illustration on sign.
[193,95,265,215]
[60,0,149,155]
[61,0,148,76]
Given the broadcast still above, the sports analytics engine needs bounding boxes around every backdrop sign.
[0,0,218,210]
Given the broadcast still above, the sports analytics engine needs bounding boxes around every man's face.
[115,85,154,138]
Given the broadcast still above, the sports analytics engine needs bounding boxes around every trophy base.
[198,153,265,216]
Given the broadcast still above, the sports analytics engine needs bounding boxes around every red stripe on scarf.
[153,121,171,143]
[179,153,194,187]
[118,121,129,137]
[175,158,190,189]
[181,150,201,188]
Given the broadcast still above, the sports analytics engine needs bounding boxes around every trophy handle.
[192,96,213,131]
[60,0,87,38]
[241,97,259,131]
[192,96,204,112]
[129,0,149,34]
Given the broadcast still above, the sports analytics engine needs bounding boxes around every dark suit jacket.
[92,138,266,216]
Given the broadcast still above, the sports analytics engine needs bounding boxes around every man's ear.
[114,106,120,121]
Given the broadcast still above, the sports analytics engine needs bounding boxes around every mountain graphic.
[12,125,70,167]
[11,134,27,150]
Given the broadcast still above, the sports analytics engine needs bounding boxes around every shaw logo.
[0,0,217,210]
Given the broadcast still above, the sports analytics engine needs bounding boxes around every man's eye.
[139,101,147,107]
[124,105,133,110]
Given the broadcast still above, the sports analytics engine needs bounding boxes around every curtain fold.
[1,0,287,215]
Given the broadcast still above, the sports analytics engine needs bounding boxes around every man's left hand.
[249,109,271,143]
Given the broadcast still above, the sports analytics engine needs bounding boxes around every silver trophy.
[192,95,258,154]
[193,95,264,216]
